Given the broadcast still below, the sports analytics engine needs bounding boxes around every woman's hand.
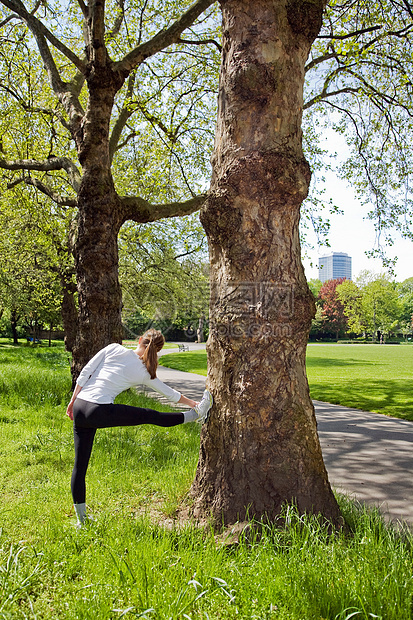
[66,384,82,420]
[66,401,74,420]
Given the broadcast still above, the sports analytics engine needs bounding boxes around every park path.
[154,344,413,526]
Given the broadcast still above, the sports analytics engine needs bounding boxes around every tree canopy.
[0,0,220,206]
[303,0,413,261]
[0,188,66,341]
[1,0,413,265]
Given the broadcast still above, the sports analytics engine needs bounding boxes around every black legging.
[71,398,184,504]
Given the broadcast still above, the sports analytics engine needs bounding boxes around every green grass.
[307,344,413,421]
[1,340,413,619]
[160,350,208,376]
[160,344,413,421]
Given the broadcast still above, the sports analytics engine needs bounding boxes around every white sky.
[301,130,413,284]
[302,173,413,283]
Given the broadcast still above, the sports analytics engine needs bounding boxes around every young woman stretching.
[66,329,212,526]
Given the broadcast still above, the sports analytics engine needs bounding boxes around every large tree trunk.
[60,273,78,354]
[192,0,342,525]
[10,309,19,345]
[71,71,125,378]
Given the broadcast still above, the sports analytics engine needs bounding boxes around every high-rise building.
[318,252,352,283]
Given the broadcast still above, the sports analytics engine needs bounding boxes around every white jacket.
[76,343,181,405]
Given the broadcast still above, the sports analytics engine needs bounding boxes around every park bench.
[178,344,189,352]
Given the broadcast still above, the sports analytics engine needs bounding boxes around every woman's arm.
[177,394,198,409]
[66,383,82,420]
[144,376,198,409]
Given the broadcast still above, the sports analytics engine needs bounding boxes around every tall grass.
[0,341,412,619]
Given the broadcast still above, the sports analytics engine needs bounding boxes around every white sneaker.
[75,515,95,530]
[194,389,213,424]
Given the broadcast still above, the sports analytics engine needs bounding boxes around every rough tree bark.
[60,273,79,355]
[192,0,343,525]
[71,67,126,377]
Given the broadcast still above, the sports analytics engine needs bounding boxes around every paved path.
[155,344,413,526]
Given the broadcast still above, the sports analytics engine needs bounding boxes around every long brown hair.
[140,329,165,379]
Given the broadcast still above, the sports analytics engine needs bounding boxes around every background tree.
[0,0,219,378]
[398,277,413,326]
[309,305,324,340]
[336,278,365,336]
[337,271,403,340]
[119,215,209,339]
[308,278,323,299]
[0,191,65,342]
[318,277,348,339]
[357,272,402,341]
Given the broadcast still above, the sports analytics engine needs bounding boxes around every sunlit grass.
[1,340,413,618]
[160,349,208,376]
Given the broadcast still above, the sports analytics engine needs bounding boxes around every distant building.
[318,252,352,283]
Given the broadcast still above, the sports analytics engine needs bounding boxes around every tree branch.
[0,0,86,72]
[114,0,216,74]
[0,13,18,26]
[75,0,88,19]
[304,87,360,109]
[317,25,382,40]
[69,70,86,97]
[136,100,177,142]
[114,130,138,153]
[7,176,77,206]
[305,52,337,73]
[109,72,136,161]
[121,193,207,223]
[177,36,222,52]
[106,0,125,40]
[88,0,107,65]
[400,0,413,20]
[0,0,85,130]
[307,23,413,73]
[0,80,72,130]
[0,156,82,191]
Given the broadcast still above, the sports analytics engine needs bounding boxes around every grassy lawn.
[160,349,209,376]
[1,340,412,619]
[160,344,413,421]
[307,344,413,421]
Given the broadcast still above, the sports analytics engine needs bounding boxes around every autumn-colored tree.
[318,278,348,340]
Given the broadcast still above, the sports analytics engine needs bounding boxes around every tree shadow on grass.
[310,379,413,421]
[307,356,378,368]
